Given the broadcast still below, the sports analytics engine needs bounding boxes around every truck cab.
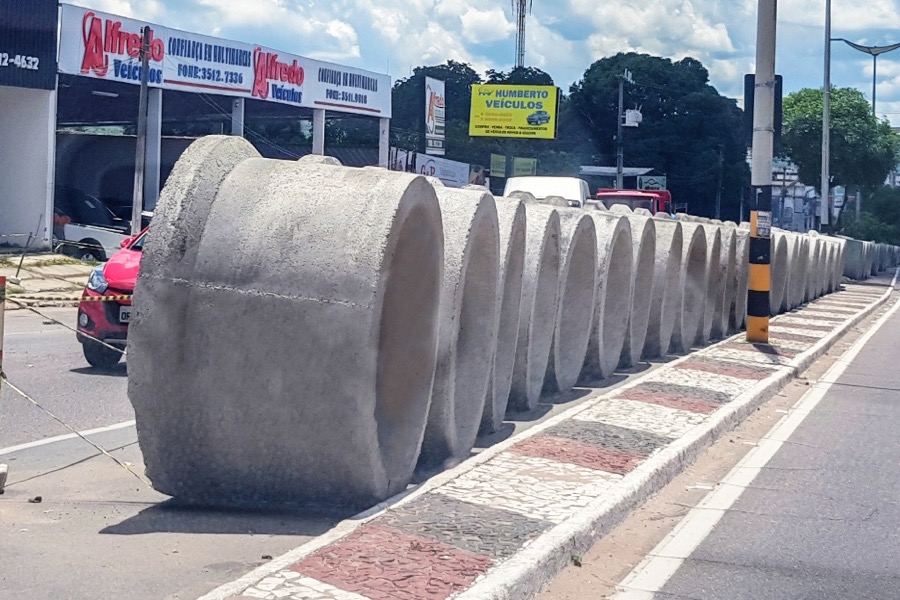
[595,189,673,215]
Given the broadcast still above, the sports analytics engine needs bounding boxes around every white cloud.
[460,7,515,43]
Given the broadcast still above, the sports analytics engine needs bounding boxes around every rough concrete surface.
[672,223,708,353]
[130,141,445,507]
[696,224,722,346]
[510,204,561,411]
[769,231,789,316]
[732,227,750,331]
[581,211,633,381]
[544,210,597,394]
[420,187,500,468]
[643,218,683,358]
[481,198,527,434]
[713,225,737,339]
[611,207,656,368]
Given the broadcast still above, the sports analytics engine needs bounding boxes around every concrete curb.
[195,271,898,600]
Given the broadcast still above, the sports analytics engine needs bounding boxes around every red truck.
[595,189,673,215]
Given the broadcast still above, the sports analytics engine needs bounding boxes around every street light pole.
[832,38,900,117]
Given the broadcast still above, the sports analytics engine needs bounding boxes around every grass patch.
[0,257,13,268]
[28,256,83,268]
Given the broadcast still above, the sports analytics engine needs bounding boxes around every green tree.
[841,185,900,244]
[569,53,749,219]
[782,87,900,196]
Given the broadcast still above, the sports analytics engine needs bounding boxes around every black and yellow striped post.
[747,189,772,343]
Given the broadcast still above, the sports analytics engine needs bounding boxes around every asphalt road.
[658,301,900,599]
[1,306,133,446]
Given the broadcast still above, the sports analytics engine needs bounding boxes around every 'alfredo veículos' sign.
[57,4,391,118]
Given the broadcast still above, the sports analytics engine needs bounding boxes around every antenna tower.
[512,0,532,68]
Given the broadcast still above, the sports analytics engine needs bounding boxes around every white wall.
[0,85,56,248]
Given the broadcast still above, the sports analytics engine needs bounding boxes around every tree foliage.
[782,87,900,194]
[841,186,900,245]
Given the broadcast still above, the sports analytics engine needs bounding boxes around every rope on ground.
[0,374,151,488]
[5,296,127,356]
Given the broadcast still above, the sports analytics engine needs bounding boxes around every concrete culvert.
[805,236,822,302]
[713,225,737,339]
[509,204,561,412]
[769,231,789,316]
[672,223,708,353]
[539,195,573,208]
[298,154,342,166]
[609,206,656,368]
[580,212,633,382]
[418,188,500,469]
[544,211,598,394]
[831,239,846,290]
[480,198,527,435]
[818,241,832,297]
[130,142,445,508]
[697,224,723,346]
[779,233,798,312]
[643,218,683,358]
[732,227,750,331]
[793,235,811,304]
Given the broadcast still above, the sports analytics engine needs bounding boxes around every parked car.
[54,186,150,261]
[503,176,591,207]
[76,228,146,368]
[526,110,551,126]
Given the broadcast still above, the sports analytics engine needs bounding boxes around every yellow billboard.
[469,84,559,139]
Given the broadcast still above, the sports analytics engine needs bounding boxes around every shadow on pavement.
[101,499,351,536]
[70,364,128,378]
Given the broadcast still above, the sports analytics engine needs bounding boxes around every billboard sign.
[424,76,445,155]
[58,4,391,117]
[415,154,469,188]
[638,175,667,190]
[469,84,558,139]
[0,0,59,90]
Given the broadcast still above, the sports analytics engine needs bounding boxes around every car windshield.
[57,188,118,228]
[130,233,147,251]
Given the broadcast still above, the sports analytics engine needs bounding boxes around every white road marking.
[0,420,136,456]
[612,287,900,600]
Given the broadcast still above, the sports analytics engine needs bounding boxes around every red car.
[76,228,146,368]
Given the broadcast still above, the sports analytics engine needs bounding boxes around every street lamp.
[831,38,900,117]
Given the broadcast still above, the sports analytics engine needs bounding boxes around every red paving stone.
[719,341,797,358]
[618,386,720,414]
[511,434,642,475]
[676,357,773,380]
[291,524,493,600]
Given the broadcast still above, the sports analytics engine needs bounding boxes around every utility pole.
[131,26,151,237]
[616,69,633,189]
[715,144,724,219]
[746,0,777,344]
[821,0,831,231]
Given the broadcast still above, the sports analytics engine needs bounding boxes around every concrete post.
[144,87,163,212]
[231,98,245,137]
[312,108,326,155]
[379,117,390,167]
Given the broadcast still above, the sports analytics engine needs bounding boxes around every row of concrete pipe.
[128,136,900,508]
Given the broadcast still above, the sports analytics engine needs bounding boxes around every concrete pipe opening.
[545,211,598,394]
[643,218,683,358]
[419,188,500,469]
[769,232,789,316]
[509,205,561,412]
[130,153,444,508]
[805,238,822,302]
[696,225,722,346]
[732,228,750,331]
[672,223,708,353]
[580,213,633,382]
[610,207,656,368]
[713,226,737,339]
[480,198,526,435]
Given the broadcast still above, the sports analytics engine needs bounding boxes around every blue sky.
[86,0,900,125]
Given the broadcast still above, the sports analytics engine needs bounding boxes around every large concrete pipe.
[580,211,633,381]
[831,238,846,290]
[778,232,798,312]
[842,238,865,280]
[480,198,526,434]
[732,226,750,331]
[509,204,561,412]
[544,211,598,394]
[130,137,445,507]
[643,218,683,357]
[697,224,722,345]
[713,225,737,338]
[609,206,656,368]
[418,188,500,469]
[785,233,804,309]
[865,241,876,278]
[769,231,789,316]
[805,235,821,302]
[671,222,708,353]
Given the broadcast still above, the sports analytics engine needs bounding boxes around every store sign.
[0,0,58,90]
[58,4,391,117]
[469,84,559,139]
[490,153,507,176]
[638,175,667,190]
[512,157,537,176]
[424,77,445,155]
[415,154,469,188]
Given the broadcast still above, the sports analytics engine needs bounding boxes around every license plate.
[119,306,132,324]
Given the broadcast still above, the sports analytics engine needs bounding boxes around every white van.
[502,176,592,207]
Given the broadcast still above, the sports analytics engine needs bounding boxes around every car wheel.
[82,340,122,369]
[76,241,106,263]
